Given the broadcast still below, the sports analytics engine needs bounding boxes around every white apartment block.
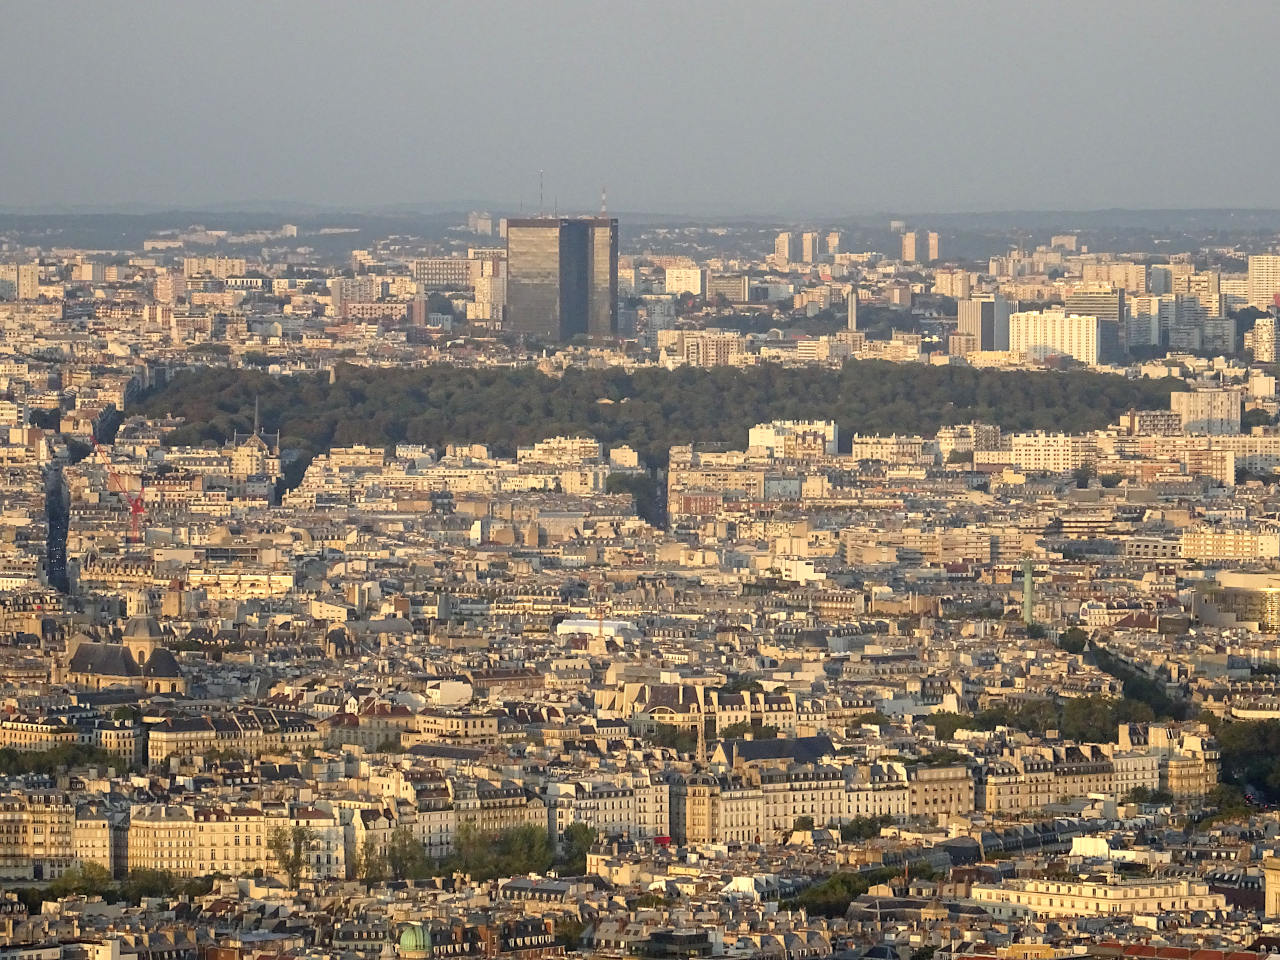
[1248,255,1280,309]
[1009,310,1100,366]
[1170,388,1241,435]
[1180,525,1280,562]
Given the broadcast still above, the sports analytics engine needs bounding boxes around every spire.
[253,395,260,437]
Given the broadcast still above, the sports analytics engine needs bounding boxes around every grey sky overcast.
[3,0,1278,215]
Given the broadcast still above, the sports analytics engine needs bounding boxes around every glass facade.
[506,218,617,340]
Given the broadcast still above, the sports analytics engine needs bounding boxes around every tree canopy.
[141,362,1184,483]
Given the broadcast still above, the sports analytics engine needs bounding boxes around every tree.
[560,822,598,876]
[604,472,663,526]
[645,724,698,753]
[792,816,815,832]
[65,438,92,463]
[555,916,586,950]
[782,867,898,918]
[1243,407,1273,431]
[927,712,972,740]
[355,834,388,885]
[946,449,973,464]
[120,868,177,902]
[141,363,1186,481]
[1058,627,1089,655]
[267,824,314,887]
[48,862,114,900]
[494,823,553,877]
[1123,786,1173,804]
[386,825,428,881]
[840,815,893,841]
[719,721,780,740]
[852,711,891,726]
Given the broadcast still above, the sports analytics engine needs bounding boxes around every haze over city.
[11,4,1280,960]
[3,0,1280,213]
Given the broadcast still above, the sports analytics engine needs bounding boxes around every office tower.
[901,231,919,263]
[1064,288,1126,362]
[825,231,841,255]
[505,217,618,340]
[1248,256,1280,309]
[927,231,940,263]
[773,232,794,264]
[1171,389,1242,435]
[801,231,819,263]
[1009,309,1100,366]
[957,296,1011,351]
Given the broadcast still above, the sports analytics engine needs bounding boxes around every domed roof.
[142,647,183,678]
[123,616,164,641]
[398,924,432,953]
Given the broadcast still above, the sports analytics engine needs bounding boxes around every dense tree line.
[0,744,114,776]
[9,865,215,913]
[782,866,920,917]
[331,822,597,886]
[924,694,1158,745]
[140,362,1183,481]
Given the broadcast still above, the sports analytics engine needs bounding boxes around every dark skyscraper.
[506,217,618,340]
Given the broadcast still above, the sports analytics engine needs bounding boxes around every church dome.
[123,616,164,641]
[398,924,432,954]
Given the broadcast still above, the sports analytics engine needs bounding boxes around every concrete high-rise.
[801,231,819,263]
[1064,288,1126,362]
[1254,316,1279,363]
[957,296,1011,351]
[901,231,919,263]
[774,232,794,264]
[1009,309,1100,366]
[1248,256,1280,310]
[505,217,618,340]
[825,231,841,255]
[927,231,940,263]
[1171,389,1242,435]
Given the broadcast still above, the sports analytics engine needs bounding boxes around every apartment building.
[969,877,1225,920]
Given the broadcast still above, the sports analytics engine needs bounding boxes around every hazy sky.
[3,0,1279,215]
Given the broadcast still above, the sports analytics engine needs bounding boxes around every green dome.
[399,925,432,953]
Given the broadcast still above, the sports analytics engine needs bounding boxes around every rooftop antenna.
[253,395,260,437]
[539,170,544,216]
[601,185,607,216]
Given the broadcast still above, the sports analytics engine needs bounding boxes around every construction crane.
[90,434,145,542]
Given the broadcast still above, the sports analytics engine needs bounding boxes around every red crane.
[90,434,145,542]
